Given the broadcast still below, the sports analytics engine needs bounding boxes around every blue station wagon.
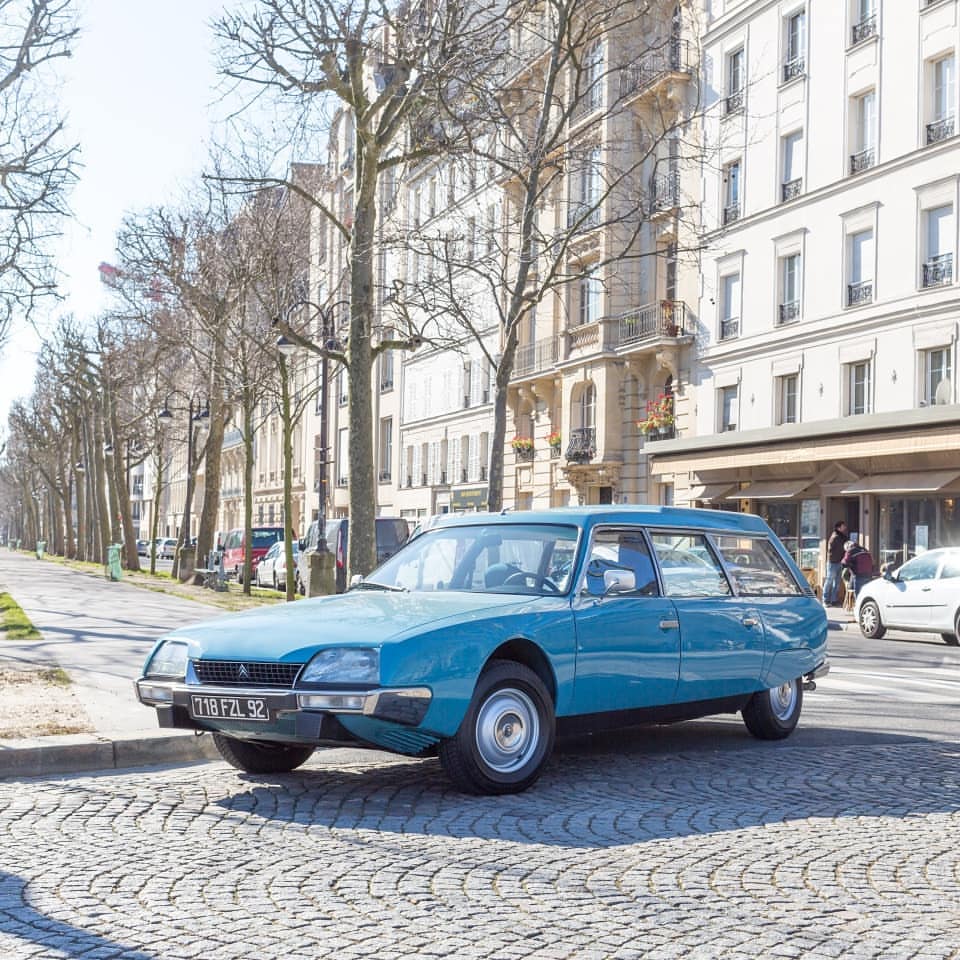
[136,507,829,794]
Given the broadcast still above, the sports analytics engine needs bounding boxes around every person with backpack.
[842,539,875,598]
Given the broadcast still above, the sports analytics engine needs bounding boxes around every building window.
[337,427,349,485]
[578,272,602,326]
[924,347,953,405]
[777,374,799,425]
[782,131,803,201]
[719,385,739,432]
[570,145,602,229]
[927,54,955,145]
[778,253,801,324]
[379,331,395,391]
[846,360,872,415]
[851,0,877,46]
[850,89,876,174]
[337,367,348,405]
[722,159,741,224]
[720,272,740,340]
[783,9,806,82]
[726,48,745,114]
[378,417,393,482]
[585,41,604,111]
[847,228,874,305]
[923,204,954,287]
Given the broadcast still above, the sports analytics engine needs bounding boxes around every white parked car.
[255,541,299,590]
[855,547,960,645]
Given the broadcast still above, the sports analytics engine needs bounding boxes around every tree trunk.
[91,408,112,564]
[242,391,256,595]
[280,359,295,600]
[195,335,227,574]
[150,443,164,576]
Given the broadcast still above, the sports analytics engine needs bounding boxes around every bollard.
[35,540,46,560]
[106,543,122,581]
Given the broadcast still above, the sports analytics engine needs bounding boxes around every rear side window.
[649,532,731,598]
[713,535,803,596]
[940,555,960,579]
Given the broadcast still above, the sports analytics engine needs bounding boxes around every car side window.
[649,532,731,598]
[713,535,803,596]
[939,555,960,579]
[583,528,658,597]
[898,554,940,581]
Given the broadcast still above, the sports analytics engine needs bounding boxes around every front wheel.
[858,599,886,640]
[212,733,315,774]
[742,678,803,740]
[440,660,555,795]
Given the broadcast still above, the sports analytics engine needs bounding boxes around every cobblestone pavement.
[1,719,959,960]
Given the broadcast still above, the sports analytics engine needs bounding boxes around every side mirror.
[349,573,364,589]
[603,569,637,595]
[883,569,895,582]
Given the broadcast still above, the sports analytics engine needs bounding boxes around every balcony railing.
[847,279,873,306]
[566,201,601,232]
[720,317,740,341]
[782,178,802,202]
[616,300,688,346]
[723,202,741,225]
[513,335,560,379]
[378,470,392,483]
[565,427,596,464]
[619,38,690,98]
[725,89,744,115]
[926,116,955,145]
[778,300,800,325]
[923,253,953,288]
[649,170,680,214]
[644,426,675,443]
[850,148,875,174]
[782,57,805,83]
[851,14,877,46]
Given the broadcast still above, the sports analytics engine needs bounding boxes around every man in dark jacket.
[823,520,848,605]
[842,540,875,598]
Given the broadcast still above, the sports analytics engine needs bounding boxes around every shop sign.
[451,487,488,510]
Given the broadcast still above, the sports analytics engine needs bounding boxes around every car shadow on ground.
[212,720,960,848]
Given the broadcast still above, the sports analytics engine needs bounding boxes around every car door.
[884,553,942,629]
[926,552,960,632]
[648,530,765,702]
[571,526,681,712]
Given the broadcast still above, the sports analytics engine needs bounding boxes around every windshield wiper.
[351,580,408,592]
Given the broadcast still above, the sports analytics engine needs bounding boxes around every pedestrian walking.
[842,539,875,598]
[822,520,848,606]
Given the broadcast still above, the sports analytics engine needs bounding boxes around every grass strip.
[0,592,41,642]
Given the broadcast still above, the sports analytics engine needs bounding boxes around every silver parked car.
[855,547,960,644]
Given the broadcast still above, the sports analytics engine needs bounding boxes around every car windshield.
[252,529,283,547]
[364,522,581,595]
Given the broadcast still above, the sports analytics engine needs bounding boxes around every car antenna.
[500,507,511,515]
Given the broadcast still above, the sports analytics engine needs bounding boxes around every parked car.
[136,539,150,557]
[220,526,285,584]
[136,506,828,795]
[299,517,409,594]
[254,541,300,591]
[855,547,960,644]
[158,538,177,560]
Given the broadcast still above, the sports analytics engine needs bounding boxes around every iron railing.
[850,148,875,174]
[851,14,877,46]
[782,178,802,201]
[926,116,955,145]
[720,317,740,341]
[565,427,596,464]
[619,39,690,98]
[649,170,680,213]
[617,300,687,345]
[782,57,805,83]
[725,89,744,114]
[923,253,953,287]
[723,203,741,225]
[847,279,873,305]
[567,201,601,231]
[778,300,801,325]
[513,336,560,379]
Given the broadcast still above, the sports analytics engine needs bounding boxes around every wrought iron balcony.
[619,38,690,98]
[513,335,560,380]
[723,203,741,225]
[782,178,802,202]
[725,89,744,115]
[720,317,740,341]
[923,253,953,288]
[644,425,675,442]
[616,300,687,346]
[782,57,805,83]
[649,170,680,214]
[378,470,392,483]
[926,116,955,146]
[566,201,601,232]
[850,148,875,175]
[778,300,800,325]
[847,279,873,306]
[565,427,596,464]
[850,14,877,46]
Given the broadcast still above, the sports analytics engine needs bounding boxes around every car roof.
[419,505,771,535]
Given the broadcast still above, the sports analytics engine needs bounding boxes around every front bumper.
[135,679,432,727]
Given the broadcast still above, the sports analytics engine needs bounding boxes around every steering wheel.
[503,571,560,593]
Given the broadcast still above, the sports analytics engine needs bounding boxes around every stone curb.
[0,731,220,780]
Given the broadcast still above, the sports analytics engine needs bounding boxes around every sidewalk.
[0,550,225,778]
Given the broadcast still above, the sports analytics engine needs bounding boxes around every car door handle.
[921,587,932,592]
[742,617,759,628]
[659,619,679,630]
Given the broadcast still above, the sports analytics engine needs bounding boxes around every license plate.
[189,695,270,722]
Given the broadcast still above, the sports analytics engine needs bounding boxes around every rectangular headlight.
[145,640,189,679]
[301,647,380,684]
[298,693,366,711]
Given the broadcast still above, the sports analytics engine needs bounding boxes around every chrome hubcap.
[769,681,797,721]
[861,605,877,633]
[475,687,539,773]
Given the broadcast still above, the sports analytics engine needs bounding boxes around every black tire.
[943,614,960,645]
[439,659,555,795]
[742,677,803,740]
[212,733,314,774]
[858,599,886,640]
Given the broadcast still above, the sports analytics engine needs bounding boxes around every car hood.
[166,590,539,662]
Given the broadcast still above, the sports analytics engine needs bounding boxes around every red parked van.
[220,526,285,584]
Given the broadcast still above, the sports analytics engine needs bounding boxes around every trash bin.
[36,540,46,560]
[106,543,122,581]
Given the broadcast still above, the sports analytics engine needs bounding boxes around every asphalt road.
[1,620,958,958]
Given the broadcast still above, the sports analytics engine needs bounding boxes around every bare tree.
[0,0,79,337]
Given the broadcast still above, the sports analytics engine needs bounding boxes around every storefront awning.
[687,483,734,502]
[841,471,960,495]
[725,480,813,500]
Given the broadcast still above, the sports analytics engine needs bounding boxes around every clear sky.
[0,0,229,421]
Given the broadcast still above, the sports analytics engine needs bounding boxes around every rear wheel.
[858,599,886,640]
[439,660,555,795]
[212,734,314,774]
[742,678,803,740]
[943,612,960,645]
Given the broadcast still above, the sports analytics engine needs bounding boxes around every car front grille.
[192,660,303,688]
